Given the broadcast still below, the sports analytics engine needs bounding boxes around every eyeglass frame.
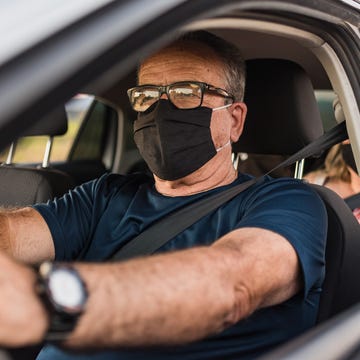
[127,81,235,112]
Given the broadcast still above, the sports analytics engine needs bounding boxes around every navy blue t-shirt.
[34,172,327,360]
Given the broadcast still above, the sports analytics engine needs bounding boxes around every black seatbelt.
[111,121,348,261]
[345,193,360,210]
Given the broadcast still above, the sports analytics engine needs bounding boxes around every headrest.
[232,59,324,155]
[20,106,68,137]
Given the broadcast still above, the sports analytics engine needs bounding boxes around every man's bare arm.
[0,207,54,263]
[0,227,300,348]
[65,227,300,348]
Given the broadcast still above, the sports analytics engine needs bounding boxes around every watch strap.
[36,262,87,341]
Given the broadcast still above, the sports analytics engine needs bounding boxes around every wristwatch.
[36,261,88,341]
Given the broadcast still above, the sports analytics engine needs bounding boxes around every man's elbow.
[222,283,255,330]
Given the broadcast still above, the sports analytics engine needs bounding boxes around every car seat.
[233,59,360,322]
[0,106,76,206]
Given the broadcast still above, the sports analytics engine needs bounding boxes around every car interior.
[0,106,76,206]
[2,4,360,358]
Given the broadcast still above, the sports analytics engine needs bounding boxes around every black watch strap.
[40,296,79,341]
[36,262,88,341]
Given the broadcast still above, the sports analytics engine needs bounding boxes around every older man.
[0,31,326,359]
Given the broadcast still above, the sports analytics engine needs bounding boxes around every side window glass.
[68,99,118,168]
[314,90,337,131]
[59,94,94,160]
[0,94,93,164]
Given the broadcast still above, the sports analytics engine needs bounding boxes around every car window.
[68,98,118,162]
[314,90,337,131]
[0,94,98,164]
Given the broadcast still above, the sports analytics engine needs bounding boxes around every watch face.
[48,268,86,313]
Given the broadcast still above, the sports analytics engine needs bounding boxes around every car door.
[2,1,360,359]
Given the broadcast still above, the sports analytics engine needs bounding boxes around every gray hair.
[177,31,246,102]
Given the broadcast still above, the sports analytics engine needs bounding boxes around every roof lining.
[184,18,325,48]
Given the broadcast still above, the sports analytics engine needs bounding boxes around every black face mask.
[341,143,357,172]
[133,99,217,180]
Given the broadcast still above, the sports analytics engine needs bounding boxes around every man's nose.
[159,89,170,100]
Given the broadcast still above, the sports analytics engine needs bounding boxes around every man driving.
[0,31,327,359]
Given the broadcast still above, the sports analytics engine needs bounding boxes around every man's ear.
[230,102,247,143]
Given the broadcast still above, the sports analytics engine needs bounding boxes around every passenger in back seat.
[305,141,360,222]
[0,31,327,360]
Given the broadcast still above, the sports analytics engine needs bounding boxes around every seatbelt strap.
[344,193,360,210]
[111,121,348,261]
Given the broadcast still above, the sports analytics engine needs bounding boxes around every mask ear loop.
[212,103,232,152]
[216,140,231,152]
[212,103,232,112]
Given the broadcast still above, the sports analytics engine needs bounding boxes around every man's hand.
[0,252,48,347]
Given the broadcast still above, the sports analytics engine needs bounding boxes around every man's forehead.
[138,42,224,86]
[140,41,221,69]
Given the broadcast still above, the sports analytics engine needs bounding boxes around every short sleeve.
[32,174,113,260]
[238,178,327,297]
